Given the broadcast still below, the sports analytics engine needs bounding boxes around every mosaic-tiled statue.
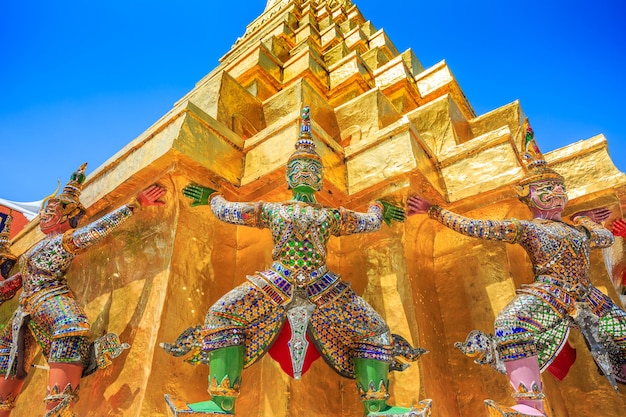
[162,107,431,417]
[408,121,626,416]
[0,164,165,417]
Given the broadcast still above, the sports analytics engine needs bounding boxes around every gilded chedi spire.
[265,0,352,12]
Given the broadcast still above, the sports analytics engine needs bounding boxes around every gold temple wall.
[7,1,626,415]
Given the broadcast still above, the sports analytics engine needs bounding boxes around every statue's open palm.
[183,184,216,207]
[378,200,405,226]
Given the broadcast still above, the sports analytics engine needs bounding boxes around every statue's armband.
[510,219,522,244]
[62,229,84,255]
[0,273,22,304]
[252,201,266,228]
[574,218,614,248]
[62,205,135,253]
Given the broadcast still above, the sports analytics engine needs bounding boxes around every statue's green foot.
[366,399,432,417]
[164,394,234,416]
[485,400,545,417]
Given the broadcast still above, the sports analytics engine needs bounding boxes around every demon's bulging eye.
[534,181,566,195]
[535,184,553,193]
[288,161,304,172]
[308,163,321,174]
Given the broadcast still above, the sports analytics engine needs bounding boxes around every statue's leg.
[187,345,244,414]
[487,294,553,417]
[43,362,82,417]
[0,378,22,417]
[0,313,35,417]
[483,357,546,417]
[164,282,282,415]
[504,357,545,416]
[593,291,626,384]
[43,335,89,417]
[354,357,431,417]
[355,357,390,414]
[331,292,394,415]
[334,291,427,416]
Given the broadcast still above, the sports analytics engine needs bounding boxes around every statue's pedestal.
[165,395,229,416]
[370,400,433,417]
[164,395,433,417]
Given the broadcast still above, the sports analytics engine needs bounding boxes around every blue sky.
[1,0,625,202]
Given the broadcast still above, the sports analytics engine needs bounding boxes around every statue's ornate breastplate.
[248,202,348,306]
[19,234,74,309]
[268,202,336,274]
[521,220,591,289]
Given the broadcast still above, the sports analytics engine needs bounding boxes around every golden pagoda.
[7,0,626,416]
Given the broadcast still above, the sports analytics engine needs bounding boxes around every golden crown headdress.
[41,162,88,220]
[515,119,564,198]
[288,106,321,164]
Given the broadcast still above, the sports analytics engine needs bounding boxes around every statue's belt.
[518,275,611,319]
[20,284,71,314]
[247,262,349,306]
[533,274,592,298]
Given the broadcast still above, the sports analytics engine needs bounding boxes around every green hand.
[377,200,406,226]
[182,184,216,207]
